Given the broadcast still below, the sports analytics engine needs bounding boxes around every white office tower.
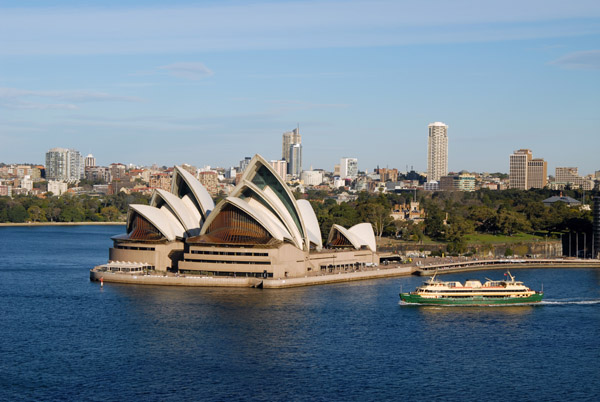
[85,154,96,168]
[289,143,302,176]
[427,122,448,182]
[340,157,358,179]
[45,148,84,181]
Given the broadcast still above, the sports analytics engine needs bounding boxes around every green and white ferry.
[400,271,543,305]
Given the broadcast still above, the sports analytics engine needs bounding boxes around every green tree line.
[305,188,596,251]
[0,193,150,223]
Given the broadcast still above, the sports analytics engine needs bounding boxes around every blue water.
[1,226,599,401]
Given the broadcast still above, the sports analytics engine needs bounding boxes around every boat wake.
[399,299,600,307]
[540,299,600,306]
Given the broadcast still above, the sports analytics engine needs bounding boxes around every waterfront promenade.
[91,257,600,288]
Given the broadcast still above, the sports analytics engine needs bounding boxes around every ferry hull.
[399,293,543,305]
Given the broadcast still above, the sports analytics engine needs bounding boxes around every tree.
[8,203,28,223]
[468,205,497,233]
[27,205,46,222]
[359,202,392,238]
[496,210,532,236]
[424,203,445,240]
[100,206,120,222]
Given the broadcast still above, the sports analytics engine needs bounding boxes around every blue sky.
[1,0,599,174]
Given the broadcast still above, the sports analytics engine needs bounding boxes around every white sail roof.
[127,204,186,241]
[328,223,376,252]
[348,223,376,252]
[151,189,201,236]
[171,166,215,220]
[200,196,292,243]
[239,154,308,250]
[231,180,304,249]
[297,199,323,251]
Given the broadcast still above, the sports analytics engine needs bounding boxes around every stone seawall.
[90,270,262,287]
[262,266,414,288]
[90,265,415,288]
[90,258,600,289]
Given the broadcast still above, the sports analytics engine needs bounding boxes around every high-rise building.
[239,157,252,172]
[554,167,593,190]
[288,143,302,176]
[85,154,96,168]
[527,158,547,189]
[45,147,84,181]
[509,149,532,189]
[427,122,448,182]
[282,127,301,175]
[270,160,288,180]
[340,157,358,179]
[509,149,547,190]
[282,128,301,162]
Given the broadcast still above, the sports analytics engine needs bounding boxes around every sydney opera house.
[97,155,378,282]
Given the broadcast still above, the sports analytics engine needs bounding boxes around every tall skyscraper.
[509,149,532,190]
[282,127,302,176]
[427,122,448,182]
[288,143,302,177]
[45,147,84,181]
[340,157,358,179]
[282,128,301,162]
[527,158,547,189]
[509,149,547,190]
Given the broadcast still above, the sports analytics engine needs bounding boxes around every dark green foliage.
[0,193,151,223]
[307,188,596,246]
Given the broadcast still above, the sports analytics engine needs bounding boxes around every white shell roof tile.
[128,204,185,241]
[173,166,215,218]
[151,189,201,235]
[297,199,322,251]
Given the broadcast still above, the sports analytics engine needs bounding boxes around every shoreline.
[0,222,125,227]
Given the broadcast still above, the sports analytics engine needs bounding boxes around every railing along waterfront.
[415,258,600,276]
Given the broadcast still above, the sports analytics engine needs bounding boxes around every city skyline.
[1,1,599,174]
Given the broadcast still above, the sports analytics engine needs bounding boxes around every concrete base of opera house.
[90,257,600,289]
[90,264,414,288]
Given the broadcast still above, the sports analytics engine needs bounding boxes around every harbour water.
[1,225,599,401]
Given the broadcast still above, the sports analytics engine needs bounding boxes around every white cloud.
[0,1,598,55]
[551,50,600,70]
[158,62,214,80]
